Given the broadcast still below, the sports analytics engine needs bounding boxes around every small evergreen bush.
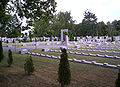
[24,56,34,75]
[7,49,13,67]
[115,70,120,87]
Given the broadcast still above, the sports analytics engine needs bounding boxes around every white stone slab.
[21,44,26,46]
[42,48,50,52]
[36,53,40,56]
[46,55,51,58]
[7,44,12,47]
[19,49,28,54]
[35,43,39,46]
[40,54,45,57]
[74,45,80,48]
[103,63,109,66]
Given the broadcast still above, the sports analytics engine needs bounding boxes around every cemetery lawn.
[0,49,119,87]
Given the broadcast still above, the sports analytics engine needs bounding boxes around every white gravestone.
[7,44,12,47]
[42,48,50,52]
[19,49,28,54]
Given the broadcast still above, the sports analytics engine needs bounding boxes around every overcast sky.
[56,0,120,24]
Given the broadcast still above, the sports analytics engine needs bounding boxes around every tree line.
[34,10,120,39]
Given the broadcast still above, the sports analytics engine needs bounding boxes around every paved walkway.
[3,45,64,51]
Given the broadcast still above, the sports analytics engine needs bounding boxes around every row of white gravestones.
[50,50,120,59]
[19,48,50,54]
[77,45,120,51]
[71,47,120,54]
[26,51,120,69]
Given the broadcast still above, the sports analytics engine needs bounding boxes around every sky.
[56,0,120,24]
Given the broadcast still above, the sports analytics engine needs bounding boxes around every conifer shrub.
[111,36,115,42]
[115,70,120,87]
[24,56,34,75]
[0,41,4,62]
[7,49,13,67]
[6,40,9,43]
[58,48,71,87]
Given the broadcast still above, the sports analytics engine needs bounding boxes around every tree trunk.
[61,83,64,87]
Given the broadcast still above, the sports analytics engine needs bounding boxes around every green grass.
[0,49,119,87]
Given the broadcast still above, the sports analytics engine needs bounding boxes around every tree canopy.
[0,0,57,37]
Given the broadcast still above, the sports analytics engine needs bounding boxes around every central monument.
[61,29,68,46]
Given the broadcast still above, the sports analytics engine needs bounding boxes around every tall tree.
[82,9,98,36]
[58,48,71,87]
[34,19,50,37]
[111,20,120,36]
[0,0,11,36]
[34,11,75,37]
[96,21,108,36]
[0,0,57,36]
[107,22,114,36]
[6,14,22,38]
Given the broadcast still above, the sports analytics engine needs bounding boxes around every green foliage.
[34,11,75,37]
[7,49,13,67]
[45,39,48,41]
[0,41,4,62]
[115,70,120,87]
[18,40,21,43]
[111,36,115,42]
[80,36,83,39]
[64,32,68,35]
[6,40,9,43]
[0,0,11,37]
[58,48,71,87]
[82,9,98,36]
[107,39,111,42]
[40,38,43,42]
[6,14,22,38]
[54,38,57,41]
[23,37,27,42]
[24,56,34,75]
[75,37,77,41]
[35,38,37,42]
[30,37,32,42]
[0,0,56,37]
[69,35,74,41]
